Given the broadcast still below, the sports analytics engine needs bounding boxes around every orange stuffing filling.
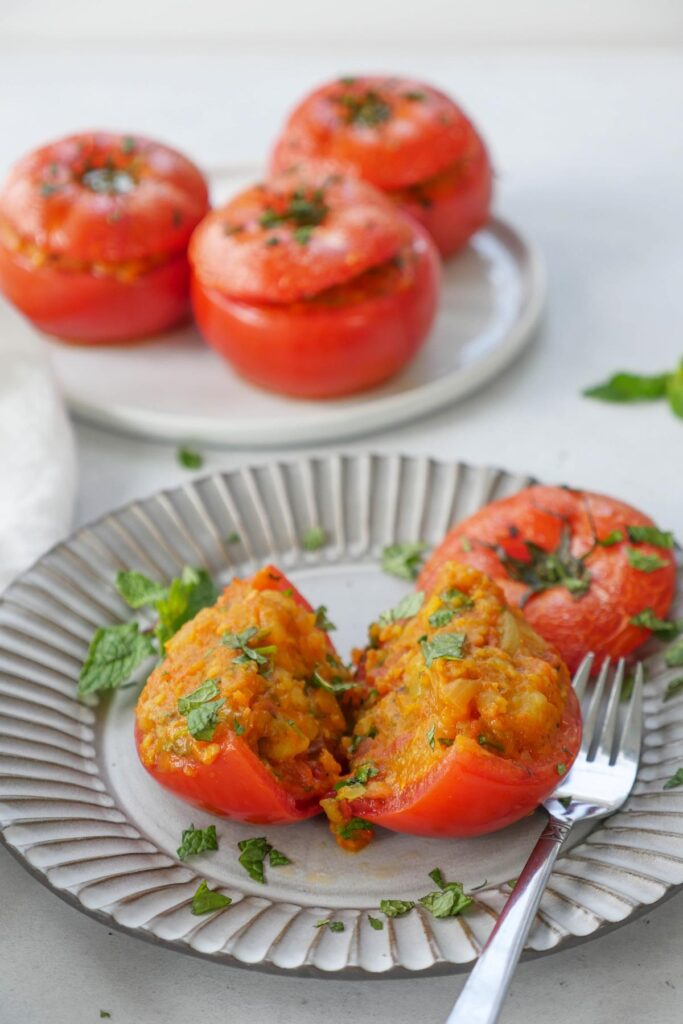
[135,569,350,802]
[325,562,570,847]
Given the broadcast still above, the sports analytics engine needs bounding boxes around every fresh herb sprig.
[583,358,683,421]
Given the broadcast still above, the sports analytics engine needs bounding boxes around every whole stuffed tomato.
[189,162,440,397]
[271,76,492,259]
[0,131,209,343]
[420,485,677,673]
[325,562,580,845]
[135,565,352,824]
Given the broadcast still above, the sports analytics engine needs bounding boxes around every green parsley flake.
[627,525,674,549]
[177,446,203,470]
[339,817,374,840]
[664,678,683,701]
[380,899,415,918]
[302,526,327,550]
[314,605,336,631]
[223,627,276,672]
[381,542,427,580]
[663,768,683,790]
[334,762,379,791]
[78,622,155,697]
[177,824,218,860]
[420,632,467,668]
[378,591,425,626]
[626,547,668,572]
[191,880,231,915]
[428,607,455,628]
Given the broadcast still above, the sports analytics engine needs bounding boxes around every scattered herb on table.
[583,359,683,421]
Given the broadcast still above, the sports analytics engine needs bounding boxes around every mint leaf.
[419,876,473,919]
[78,623,155,696]
[429,867,446,889]
[309,670,355,694]
[420,632,467,668]
[315,919,345,931]
[191,880,231,915]
[156,568,217,652]
[177,446,203,469]
[663,768,683,790]
[626,548,668,572]
[597,530,623,547]
[630,608,679,639]
[177,824,218,860]
[378,591,424,626]
[334,762,378,790]
[186,700,225,741]
[177,679,220,713]
[238,837,272,883]
[269,847,292,867]
[428,607,455,628]
[115,570,168,609]
[368,915,384,930]
[666,361,683,419]
[302,526,326,550]
[380,899,415,918]
[666,637,683,667]
[627,525,674,549]
[381,542,427,580]
[583,372,669,403]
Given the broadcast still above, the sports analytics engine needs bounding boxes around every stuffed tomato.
[189,162,440,397]
[0,131,209,342]
[135,565,352,824]
[271,76,492,259]
[325,562,580,844]
[419,485,677,673]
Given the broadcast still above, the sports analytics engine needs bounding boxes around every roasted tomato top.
[419,486,677,673]
[0,131,209,267]
[135,566,351,822]
[271,76,486,191]
[188,162,410,304]
[325,563,580,843]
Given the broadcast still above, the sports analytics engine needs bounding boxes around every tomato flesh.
[420,486,677,672]
[191,225,440,398]
[135,566,348,825]
[0,131,209,342]
[271,76,492,257]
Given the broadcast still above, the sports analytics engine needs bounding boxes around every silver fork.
[446,655,643,1024]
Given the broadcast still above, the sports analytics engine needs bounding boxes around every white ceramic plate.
[28,166,545,447]
[2,454,682,977]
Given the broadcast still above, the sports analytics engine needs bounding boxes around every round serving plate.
[1,453,682,977]
[26,164,545,447]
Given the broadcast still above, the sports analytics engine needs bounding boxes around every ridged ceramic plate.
[1,454,682,977]
[35,165,545,447]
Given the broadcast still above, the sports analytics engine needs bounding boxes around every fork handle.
[446,815,572,1024]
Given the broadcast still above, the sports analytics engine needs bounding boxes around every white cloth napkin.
[0,309,77,592]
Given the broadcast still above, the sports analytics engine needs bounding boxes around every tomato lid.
[0,132,209,264]
[271,76,483,191]
[189,162,411,303]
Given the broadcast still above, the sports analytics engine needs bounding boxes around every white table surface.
[2,41,683,1024]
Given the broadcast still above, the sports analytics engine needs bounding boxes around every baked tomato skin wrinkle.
[330,562,580,840]
[135,565,350,825]
[189,163,440,398]
[419,485,677,673]
[0,132,209,342]
[271,76,492,258]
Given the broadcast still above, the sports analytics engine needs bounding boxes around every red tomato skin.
[0,244,191,342]
[393,135,493,259]
[134,566,331,825]
[191,222,440,398]
[420,486,677,673]
[349,689,581,838]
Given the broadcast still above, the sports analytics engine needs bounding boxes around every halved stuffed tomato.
[325,562,580,843]
[271,76,492,259]
[420,486,677,673]
[135,565,352,824]
[189,162,440,398]
[0,131,209,342]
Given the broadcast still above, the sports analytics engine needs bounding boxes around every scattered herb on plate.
[177,824,218,860]
[177,446,203,470]
[191,880,231,915]
[381,542,427,580]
